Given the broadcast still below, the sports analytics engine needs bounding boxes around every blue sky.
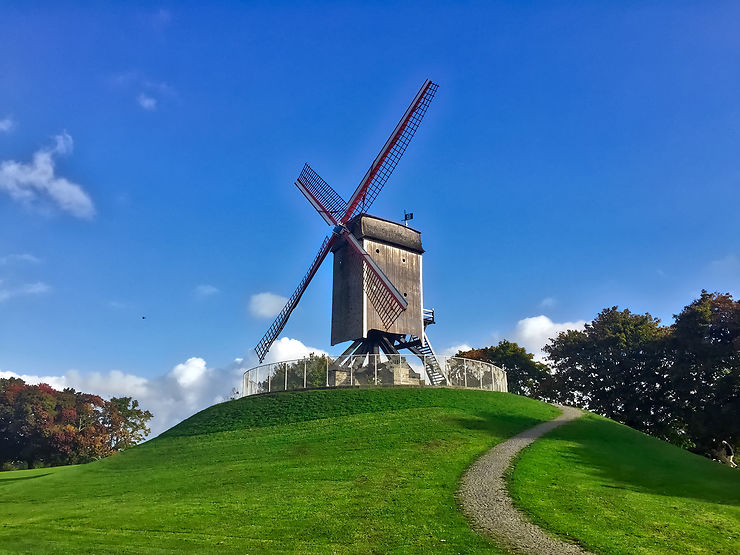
[2,2,739,433]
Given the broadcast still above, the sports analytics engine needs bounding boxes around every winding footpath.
[458,405,592,555]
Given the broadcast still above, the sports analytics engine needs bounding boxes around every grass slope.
[509,412,740,554]
[0,388,558,553]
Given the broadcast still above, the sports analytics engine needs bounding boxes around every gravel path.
[458,405,591,554]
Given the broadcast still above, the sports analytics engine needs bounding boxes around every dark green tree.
[544,294,739,458]
[669,291,740,453]
[543,307,675,441]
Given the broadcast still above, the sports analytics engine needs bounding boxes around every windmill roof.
[346,213,424,253]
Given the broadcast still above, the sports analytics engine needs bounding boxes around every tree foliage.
[669,291,740,453]
[544,291,739,457]
[457,340,550,397]
[542,307,675,440]
[102,397,153,452]
[0,379,152,470]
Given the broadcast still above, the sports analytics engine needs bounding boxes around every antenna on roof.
[403,210,414,227]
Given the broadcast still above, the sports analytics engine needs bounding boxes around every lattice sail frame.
[295,164,347,226]
[255,80,438,362]
[342,80,438,221]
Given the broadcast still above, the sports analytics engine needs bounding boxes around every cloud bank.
[0,337,325,437]
[0,132,95,218]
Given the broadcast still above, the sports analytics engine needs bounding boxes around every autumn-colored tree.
[0,379,152,470]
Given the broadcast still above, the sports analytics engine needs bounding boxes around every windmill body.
[331,214,424,345]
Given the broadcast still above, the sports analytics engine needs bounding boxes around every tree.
[457,340,550,397]
[543,307,675,441]
[669,291,740,453]
[0,379,152,470]
[543,293,739,460]
[102,397,153,452]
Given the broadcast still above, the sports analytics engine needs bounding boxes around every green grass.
[0,387,558,553]
[508,412,740,554]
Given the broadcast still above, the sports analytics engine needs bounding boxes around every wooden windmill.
[254,80,445,385]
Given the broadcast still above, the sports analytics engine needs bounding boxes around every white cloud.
[137,93,157,110]
[0,253,40,265]
[65,369,150,399]
[511,315,587,361]
[0,132,95,219]
[0,370,67,390]
[539,297,557,308]
[193,284,220,299]
[0,117,14,133]
[171,357,208,388]
[442,343,472,356]
[0,338,326,437]
[53,133,73,155]
[0,280,50,302]
[261,337,327,363]
[109,71,174,108]
[249,292,288,318]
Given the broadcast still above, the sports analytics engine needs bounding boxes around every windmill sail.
[295,164,346,226]
[254,234,336,362]
[342,80,439,222]
[342,230,408,329]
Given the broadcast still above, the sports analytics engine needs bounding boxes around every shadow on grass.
[538,414,740,506]
[450,412,546,438]
[0,473,51,486]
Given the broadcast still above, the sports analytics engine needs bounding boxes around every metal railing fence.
[242,353,507,397]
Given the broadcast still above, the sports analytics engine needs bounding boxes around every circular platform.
[242,353,507,396]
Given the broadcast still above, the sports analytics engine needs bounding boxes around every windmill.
[254,79,445,385]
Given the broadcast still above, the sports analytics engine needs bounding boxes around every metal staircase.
[408,329,446,386]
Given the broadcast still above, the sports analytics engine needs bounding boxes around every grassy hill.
[0,388,558,553]
[509,412,740,554]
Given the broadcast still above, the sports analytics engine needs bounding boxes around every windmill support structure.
[332,320,446,386]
